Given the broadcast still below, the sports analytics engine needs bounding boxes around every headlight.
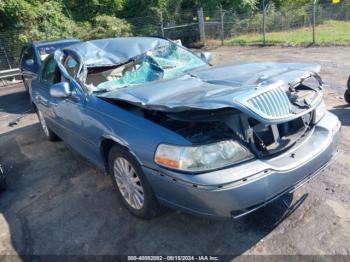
[314,100,326,123]
[154,140,254,172]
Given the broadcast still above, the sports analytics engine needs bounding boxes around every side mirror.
[50,82,71,98]
[25,59,34,66]
[200,52,212,64]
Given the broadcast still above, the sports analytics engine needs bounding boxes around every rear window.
[38,41,79,61]
[22,47,35,62]
[38,46,58,61]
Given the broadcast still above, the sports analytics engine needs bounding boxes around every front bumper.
[144,112,341,218]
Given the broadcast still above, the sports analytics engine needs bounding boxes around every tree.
[194,0,257,12]
[62,0,125,22]
[87,15,132,39]
[0,0,76,42]
[258,0,311,10]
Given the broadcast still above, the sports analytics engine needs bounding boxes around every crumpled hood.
[98,62,321,119]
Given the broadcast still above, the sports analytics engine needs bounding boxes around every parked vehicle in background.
[31,37,340,220]
[19,39,81,94]
[345,75,350,104]
[0,164,6,193]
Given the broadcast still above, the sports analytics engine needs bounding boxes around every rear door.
[32,55,62,132]
[20,45,40,93]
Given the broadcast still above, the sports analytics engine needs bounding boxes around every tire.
[36,109,59,141]
[0,168,6,193]
[345,89,350,105]
[0,178,6,193]
[108,145,160,219]
[22,76,29,92]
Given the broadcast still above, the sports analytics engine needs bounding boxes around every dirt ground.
[0,46,350,258]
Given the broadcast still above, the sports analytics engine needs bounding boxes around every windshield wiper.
[92,88,111,94]
[162,64,177,69]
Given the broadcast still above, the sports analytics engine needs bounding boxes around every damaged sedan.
[30,37,340,219]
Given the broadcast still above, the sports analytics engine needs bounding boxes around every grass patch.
[225,20,350,46]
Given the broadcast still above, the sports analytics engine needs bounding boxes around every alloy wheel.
[113,157,144,210]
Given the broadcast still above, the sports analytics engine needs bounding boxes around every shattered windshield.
[86,42,207,93]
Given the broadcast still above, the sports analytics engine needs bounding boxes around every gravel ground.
[0,46,349,259]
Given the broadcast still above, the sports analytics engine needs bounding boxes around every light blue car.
[31,37,341,219]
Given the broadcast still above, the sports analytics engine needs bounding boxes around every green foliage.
[122,0,258,18]
[26,2,76,41]
[0,0,133,45]
[195,0,257,12]
[0,0,36,28]
[0,0,325,47]
[1,1,75,40]
[258,0,310,10]
[228,2,312,36]
[62,0,125,21]
[86,15,132,39]
[0,0,262,42]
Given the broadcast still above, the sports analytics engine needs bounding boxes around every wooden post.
[262,0,266,45]
[220,7,225,46]
[198,8,206,46]
[312,0,317,44]
[160,11,165,37]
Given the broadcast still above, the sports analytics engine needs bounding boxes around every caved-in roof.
[65,37,170,67]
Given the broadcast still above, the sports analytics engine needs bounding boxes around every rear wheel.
[108,145,160,219]
[0,166,6,193]
[36,109,59,141]
[345,89,350,105]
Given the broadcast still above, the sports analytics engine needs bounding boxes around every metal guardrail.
[0,68,22,87]
[0,68,21,79]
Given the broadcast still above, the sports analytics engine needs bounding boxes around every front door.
[50,56,101,164]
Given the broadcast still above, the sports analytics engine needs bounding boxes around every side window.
[22,47,35,65]
[64,56,79,78]
[41,57,60,85]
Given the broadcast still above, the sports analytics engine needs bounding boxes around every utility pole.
[262,0,266,45]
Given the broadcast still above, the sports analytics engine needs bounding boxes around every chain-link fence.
[1,0,350,71]
[167,0,350,46]
[0,30,23,71]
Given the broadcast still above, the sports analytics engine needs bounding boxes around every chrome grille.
[247,87,292,117]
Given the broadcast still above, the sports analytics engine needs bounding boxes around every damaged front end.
[62,41,325,173]
[101,69,325,172]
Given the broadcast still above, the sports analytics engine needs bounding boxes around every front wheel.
[36,109,59,141]
[108,145,160,219]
